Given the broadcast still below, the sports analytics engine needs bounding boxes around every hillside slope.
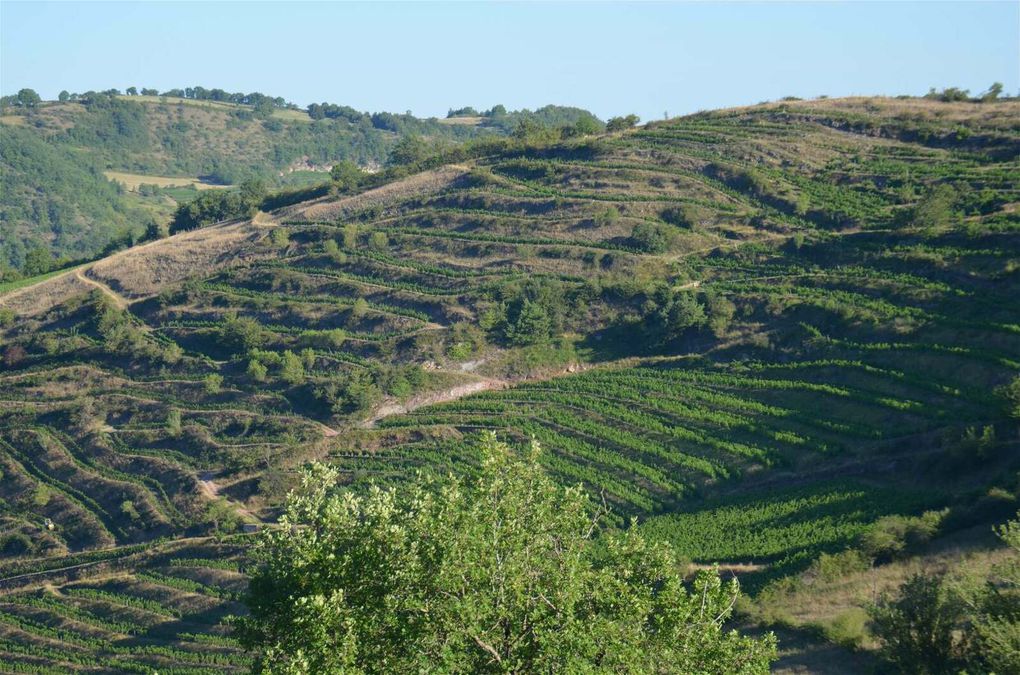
[0,92,600,271]
[0,95,1018,671]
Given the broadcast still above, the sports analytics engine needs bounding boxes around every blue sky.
[2,1,1017,120]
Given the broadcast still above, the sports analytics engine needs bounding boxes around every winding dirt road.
[360,378,509,428]
[197,471,260,523]
[75,268,129,310]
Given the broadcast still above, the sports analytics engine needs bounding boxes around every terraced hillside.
[0,537,248,673]
[0,91,600,271]
[1,96,1018,670]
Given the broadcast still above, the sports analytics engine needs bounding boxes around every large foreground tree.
[240,434,776,673]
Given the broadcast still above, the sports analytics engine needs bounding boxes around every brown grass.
[708,96,1020,133]
[0,219,271,317]
[0,270,94,316]
[103,171,230,192]
[117,95,311,122]
[88,219,269,298]
[752,525,1011,649]
[290,165,469,222]
[437,116,485,126]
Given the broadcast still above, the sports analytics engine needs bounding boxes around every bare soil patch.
[290,165,468,222]
[362,378,508,427]
[103,171,230,192]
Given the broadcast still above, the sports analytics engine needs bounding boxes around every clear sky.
[2,1,1017,120]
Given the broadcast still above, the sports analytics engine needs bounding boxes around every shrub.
[823,608,870,649]
[121,500,140,521]
[300,348,316,369]
[606,114,640,132]
[247,360,268,382]
[330,160,365,192]
[869,573,968,673]
[206,499,241,534]
[323,239,346,264]
[644,288,707,344]
[504,299,552,346]
[706,293,737,338]
[912,184,958,232]
[169,179,266,233]
[239,434,777,673]
[388,133,432,166]
[979,82,1004,102]
[593,205,620,228]
[0,534,34,557]
[809,549,871,582]
[945,425,999,469]
[32,485,52,507]
[967,512,1020,672]
[369,231,389,251]
[203,373,224,394]
[221,315,265,355]
[270,227,290,248]
[858,510,945,562]
[279,350,305,385]
[660,205,703,229]
[322,328,347,350]
[342,223,359,249]
[351,298,369,319]
[997,375,1020,418]
[447,322,486,360]
[631,222,676,253]
[166,409,182,437]
[924,87,971,102]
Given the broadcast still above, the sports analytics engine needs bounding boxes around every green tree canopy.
[505,298,552,345]
[980,82,1004,101]
[388,134,431,166]
[240,434,776,673]
[869,573,967,673]
[330,160,365,192]
[22,247,54,276]
[606,114,640,132]
[15,88,41,108]
[965,511,1020,672]
[632,221,677,253]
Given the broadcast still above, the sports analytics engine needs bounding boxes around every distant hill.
[0,95,1017,672]
[0,89,601,272]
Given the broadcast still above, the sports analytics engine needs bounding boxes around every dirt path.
[360,361,595,429]
[689,562,768,575]
[197,471,260,523]
[361,378,508,428]
[75,268,129,310]
[294,165,467,222]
